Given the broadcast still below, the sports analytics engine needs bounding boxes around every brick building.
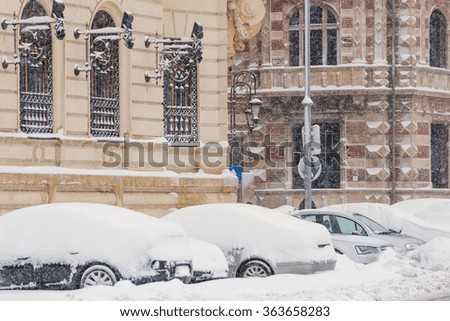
[229,0,450,207]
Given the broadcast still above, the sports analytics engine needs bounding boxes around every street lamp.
[228,69,262,136]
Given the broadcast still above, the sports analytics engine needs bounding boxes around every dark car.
[0,203,193,290]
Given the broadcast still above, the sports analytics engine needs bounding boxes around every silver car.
[292,209,423,264]
[294,209,425,262]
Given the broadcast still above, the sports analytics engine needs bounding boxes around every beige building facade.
[0,0,237,215]
[229,0,450,208]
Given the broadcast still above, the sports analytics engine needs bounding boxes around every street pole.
[302,0,313,209]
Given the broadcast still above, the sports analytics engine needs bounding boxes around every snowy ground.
[0,238,449,301]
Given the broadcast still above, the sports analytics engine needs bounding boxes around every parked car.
[0,203,196,290]
[293,209,424,263]
[392,199,450,241]
[163,203,337,278]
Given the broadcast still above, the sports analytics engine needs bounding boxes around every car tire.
[79,264,118,288]
[237,260,273,278]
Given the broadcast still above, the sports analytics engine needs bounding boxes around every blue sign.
[229,166,243,184]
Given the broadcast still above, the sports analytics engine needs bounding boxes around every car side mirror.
[352,231,362,236]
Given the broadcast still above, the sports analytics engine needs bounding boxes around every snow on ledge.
[0,166,238,185]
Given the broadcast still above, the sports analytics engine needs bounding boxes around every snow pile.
[408,238,450,272]
[0,203,191,278]
[164,203,336,266]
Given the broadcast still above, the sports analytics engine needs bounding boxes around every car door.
[0,257,36,289]
[34,262,75,288]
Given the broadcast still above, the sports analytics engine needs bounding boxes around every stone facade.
[0,0,237,215]
[230,0,450,208]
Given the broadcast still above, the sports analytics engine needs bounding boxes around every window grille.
[90,10,120,137]
[19,1,53,134]
[145,23,204,146]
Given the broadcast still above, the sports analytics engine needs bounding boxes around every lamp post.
[302,0,314,209]
[228,69,262,202]
[228,69,262,138]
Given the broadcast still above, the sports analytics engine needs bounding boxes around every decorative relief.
[373,70,390,87]
[365,145,390,158]
[366,121,390,135]
[398,54,418,66]
[398,15,417,27]
[367,100,389,111]
[398,70,417,87]
[365,194,390,203]
[365,168,391,181]
[398,167,419,181]
[399,144,419,158]
[399,0,418,8]
[399,35,417,48]
[399,120,418,134]
[227,0,266,61]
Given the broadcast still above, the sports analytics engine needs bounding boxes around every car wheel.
[79,265,117,288]
[237,260,273,278]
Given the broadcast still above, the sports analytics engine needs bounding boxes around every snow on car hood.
[0,203,191,278]
[164,203,335,265]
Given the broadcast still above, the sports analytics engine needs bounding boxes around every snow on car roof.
[322,203,404,232]
[0,203,190,277]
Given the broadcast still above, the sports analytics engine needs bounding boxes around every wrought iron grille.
[162,55,199,145]
[145,22,203,146]
[90,11,120,137]
[19,1,53,134]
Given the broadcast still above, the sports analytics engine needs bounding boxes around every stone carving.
[399,144,419,158]
[365,145,391,158]
[366,122,390,135]
[365,168,391,181]
[399,120,418,134]
[365,194,390,203]
[228,0,266,61]
[398,167,419,181]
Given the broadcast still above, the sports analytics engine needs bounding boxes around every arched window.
[430,10,447,68]
[289,5,338,66]
[20,1,53,134]
[90,10,120,137]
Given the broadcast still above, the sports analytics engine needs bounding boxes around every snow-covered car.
[392,199,450,241]
[163,203,337,278]
[0,203,194,290]
[324,201,450,242]
[293,209,425,263]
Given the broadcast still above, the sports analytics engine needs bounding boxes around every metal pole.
[302,0,313,209]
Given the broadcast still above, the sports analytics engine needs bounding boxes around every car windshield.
[353,214,391,234]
